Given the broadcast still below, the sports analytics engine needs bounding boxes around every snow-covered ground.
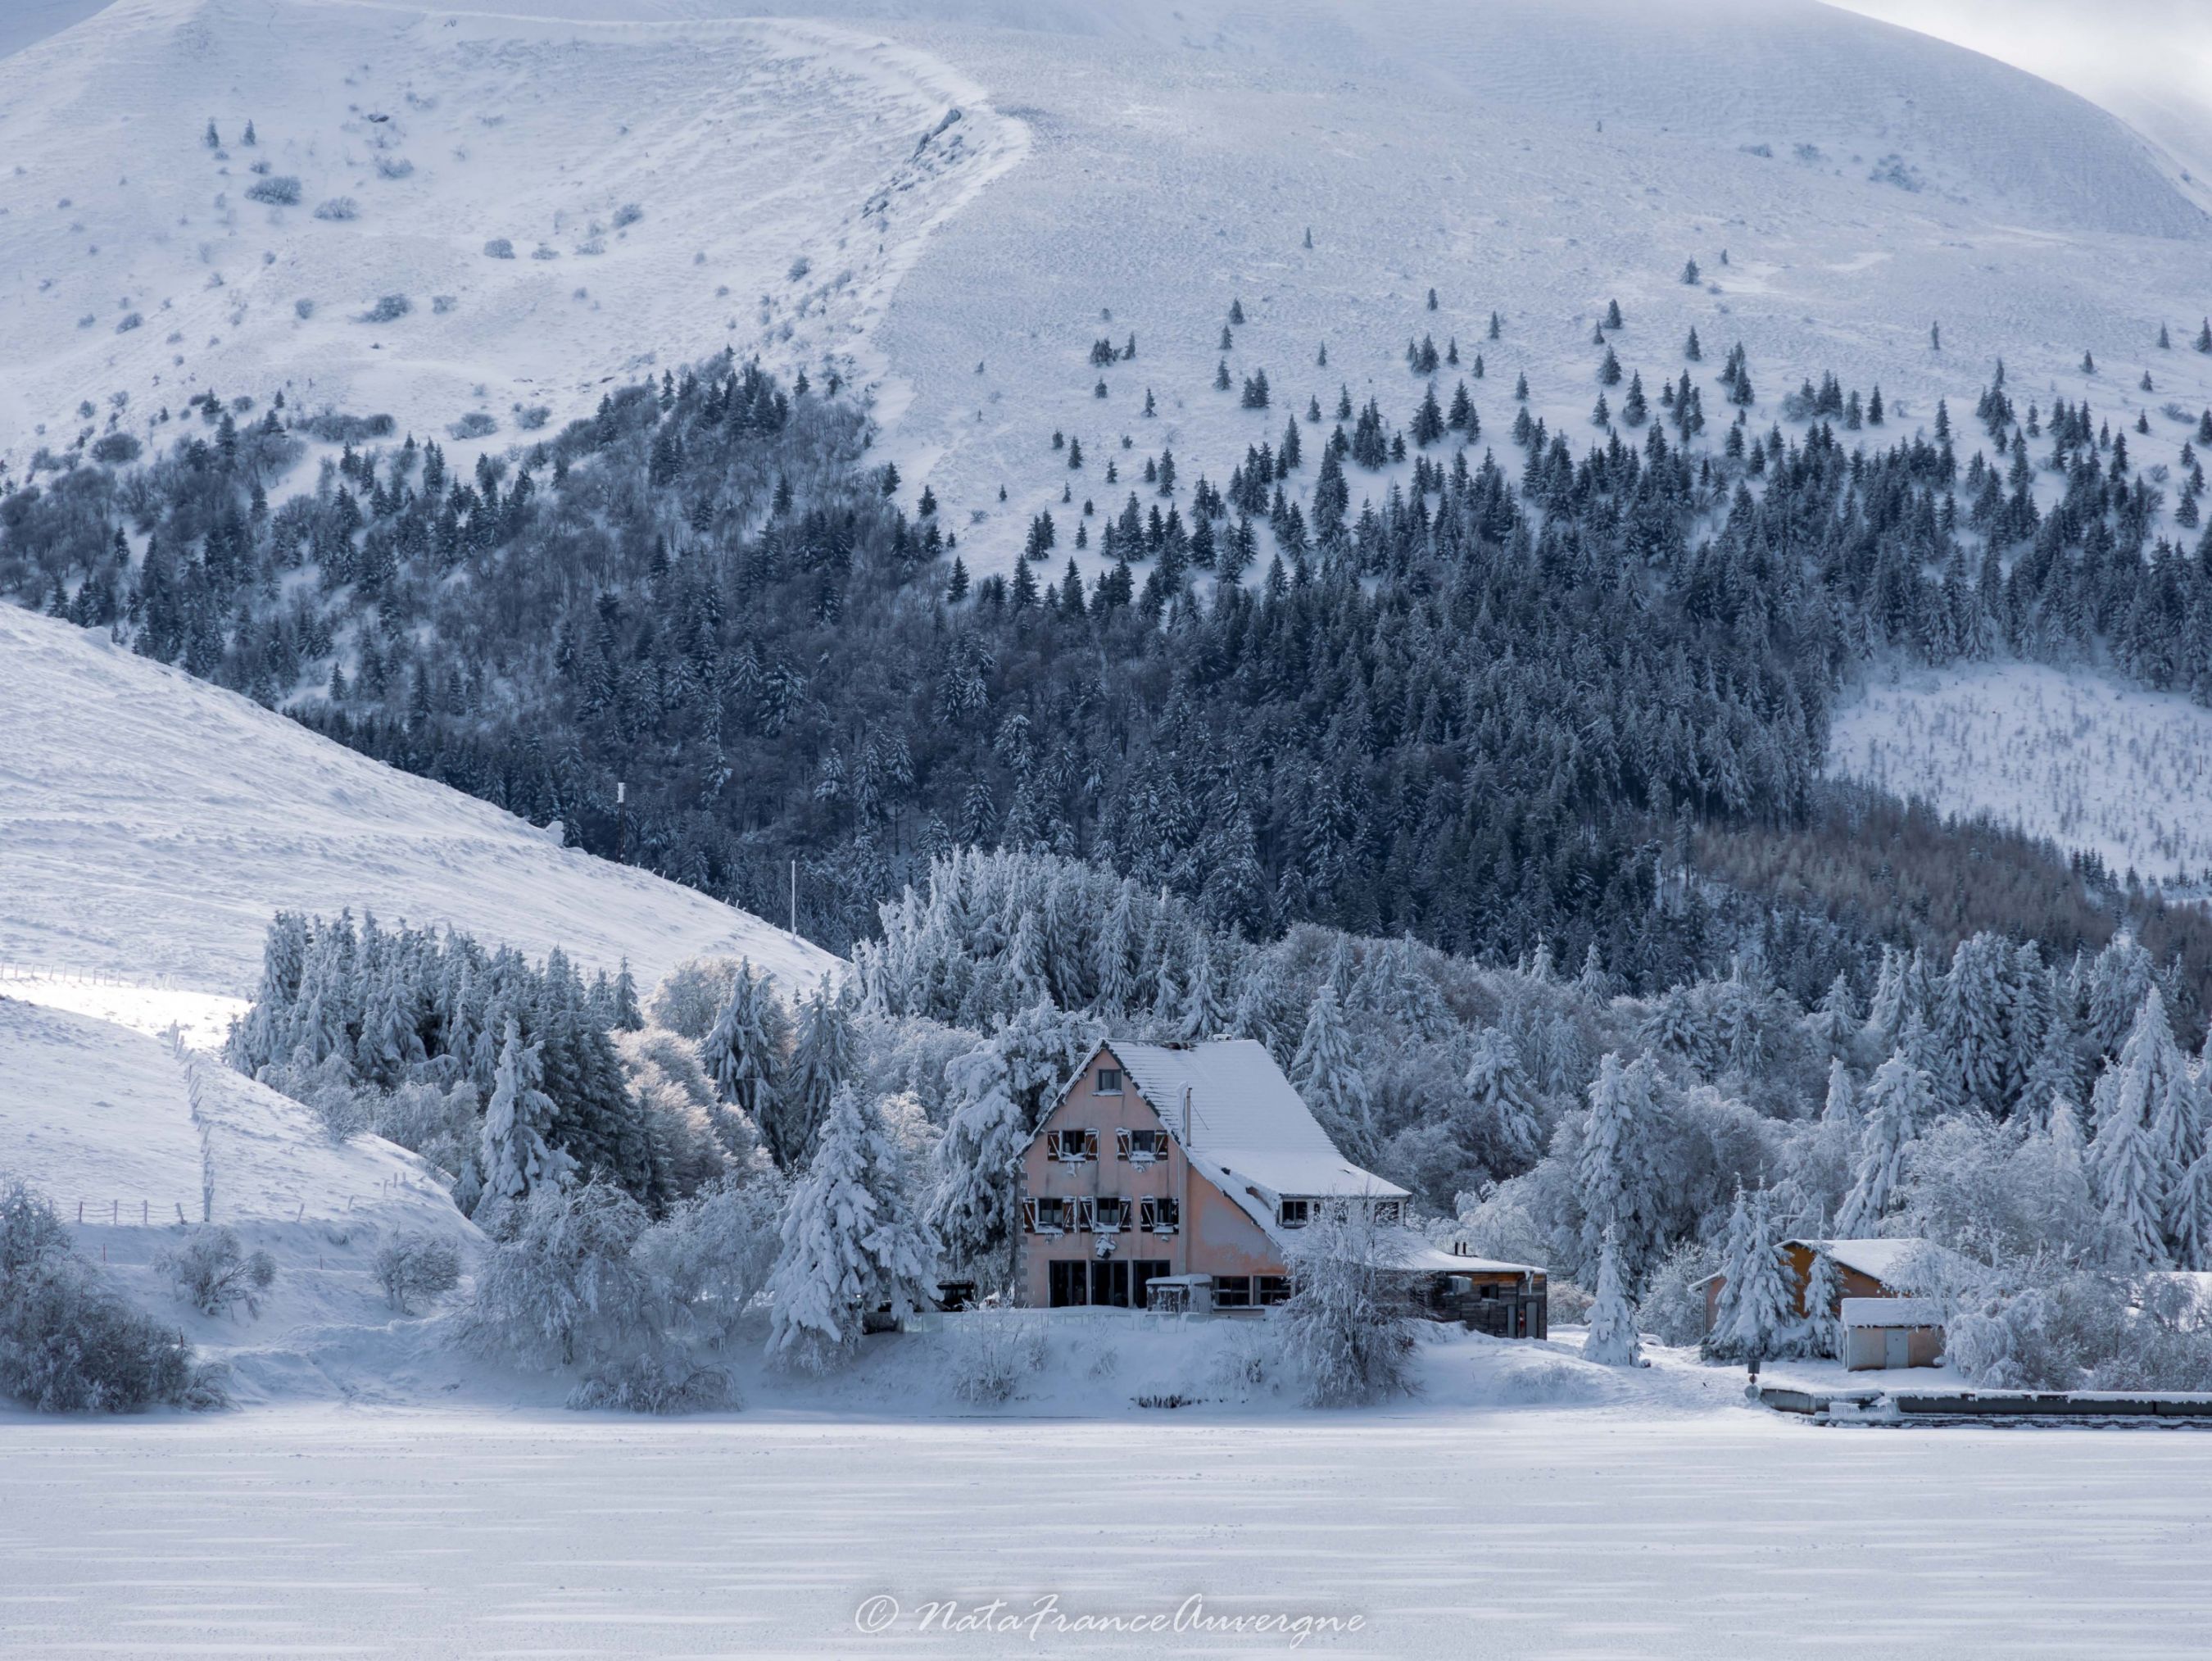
[2,1383,2210,1656]
[0,605,837,997]
[0,0,1024,474]
[1826,661,2212,886]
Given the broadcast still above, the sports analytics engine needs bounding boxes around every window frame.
[1095,1067,1124,1096]
[1279,1197,1312,1229]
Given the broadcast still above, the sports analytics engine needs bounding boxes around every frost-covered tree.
[1834,1049,1927,1236]
[1711,1186,1792,1362]
[924,1045,1026,1283]
[1292,984,1377,1164]
[1939,932,2014,1114]
[1462,1026,1543,1169]
[777,976,855,1172]
[1582,1223,1643,1366]
[2087,990,2187,1268]
[478,1018,576,1220]
[700,960,788,1160]
[1801,1247,1843,1359]
[1277,1199,1417,1405]
[1574,1052,1662,1283]
[765,1087,936,1369]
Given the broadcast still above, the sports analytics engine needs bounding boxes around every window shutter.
[1073,1197,1095,1232]
[1139,1196,1155,1230]
[1082,1128,1100,1161]
[1021,1198,1038,1233]
[1115,1128,1133,1160]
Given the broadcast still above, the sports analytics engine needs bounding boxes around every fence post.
[142,1200,148,1225]
[77,1200,84,1223]
[111,1200,117,1224]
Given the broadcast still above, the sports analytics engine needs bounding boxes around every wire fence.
[0,960,203,992]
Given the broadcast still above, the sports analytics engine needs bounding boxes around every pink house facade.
[1016,1038,1544,1327]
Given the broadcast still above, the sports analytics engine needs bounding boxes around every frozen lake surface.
[2,1405,2209,1656]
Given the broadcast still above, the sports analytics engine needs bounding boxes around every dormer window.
[1051,1128,1099,1163]
[1374,1200,1403,1226]
[1279,1198,1312,1229]
[1095,1067,1123,1095]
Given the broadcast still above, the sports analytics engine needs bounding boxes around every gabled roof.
[1104,1038,1407,1203]
[1787,1237,1938,1287]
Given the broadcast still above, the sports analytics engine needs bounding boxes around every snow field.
[2,1385,2210,1657]
[0,604,838,997]
[1826,661,2212,885]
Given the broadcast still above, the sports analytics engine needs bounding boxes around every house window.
[1213,1275,1253,1309]
[1139,1196,1180,1233]
[1096,1067,1123,1095]
[1051,1128,1097,1162]
[1373,1200,1403,1225]
[1024,1197,1067,1234]
[1120,1127,1163,1162]
[1279,1198,1312,1228]
[1256,1275,1291,1306]
[1093,1197,1128,1232]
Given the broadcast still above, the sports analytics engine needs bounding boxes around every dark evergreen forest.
[5,346,2211,1018]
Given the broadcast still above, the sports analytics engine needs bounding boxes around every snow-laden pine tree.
[777,976,855,1173]
[1939,932,2014,1114]
[1178,935,1230,1041]
[478,1017,576,1222]
[1463,1026,1543,1168]
[2087,990,2187,1268]
[1834,1049,1928,1235]
[1582,1223,1643,1366]
[1293,983,1378,1164]
[1801,1247,1843,1359]
[1574,1052,1662,1283]
[1093,879,1140,1017]
[924,1045,1026,1285]
[1703,1183,1755,1355]
[700,960,788,1161]
[1725,1187,1794,1362]
[765,1087,937,1369]
[1803,972,1857,1059]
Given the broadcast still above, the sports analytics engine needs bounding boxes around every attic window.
[1280,1198,1312,1229]
[1374,1200,1403,1225]
[1120,1128,1163,1162]
[1051,1128,1098,1163]
[1095,1067,1123,1095]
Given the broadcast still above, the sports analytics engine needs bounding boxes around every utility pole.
[614,781,627,864]
[790,858,797,934]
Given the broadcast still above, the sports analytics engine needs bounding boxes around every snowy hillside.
[0,0,1024,473]
[0,605,837,996]
[755,0,2212,572]
[0,994,481,1404]
[1828,663,2212,887]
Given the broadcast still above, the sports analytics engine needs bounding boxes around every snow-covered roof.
[1841,1296,1943,1328]
[1788,1237,1935,1287]
[1107,1039,1409,1204]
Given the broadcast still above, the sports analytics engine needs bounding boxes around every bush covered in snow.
[313,197,359,221]
[0,1178,223,1413]
[1946,1269,2212,1391]
[567,1352,739,1413]
[245,175,302,206]
[158,1227,277,1318]
[356,294,412,324]
[1276,1200,1418,1406]
[446,412,496,439]
[373,1233,462,1314]
[483,237,514,259]
[89,433,141,465]
[945,1309,1048,1404]
[465,1179,651,1370]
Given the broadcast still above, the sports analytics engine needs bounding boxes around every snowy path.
[0,1405,2206,1656]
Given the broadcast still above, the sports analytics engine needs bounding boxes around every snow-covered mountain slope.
[10,1,2209,574]
[792,0,2212,570]
[0,605,837,996]
[0,0,1023,472]
[1827,663,2212,888]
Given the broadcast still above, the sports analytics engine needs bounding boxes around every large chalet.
[1016,1037,1546,1332]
